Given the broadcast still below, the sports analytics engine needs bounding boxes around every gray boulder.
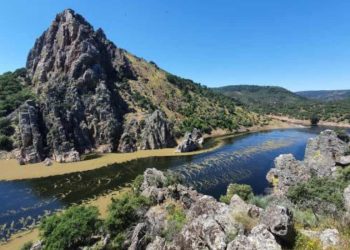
[176,128,203,153]
[53,150,80,163]
[319,229,340,249]
[43,157,52,166]
[304,129,348,177]
[260,205,295,243]
[30,240,43,250]
[266,154,310,195]
[227,224,281,250]
[337,155,350,166]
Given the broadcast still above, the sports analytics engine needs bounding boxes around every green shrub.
[110,232,126,249]
[162,203,186,241]
[220,183,253,204]
[0,69,34,117]
[287,177,348,215]
[0,118,14,136]
[20,241,33,250]
[293,233,322,250]
[0,135,13,151]
[105,192,150,236]
[248,195,271,209]
[39,205,101,250]
[293,209,319,228]
[131,175,144,193]
[310,114,320,126]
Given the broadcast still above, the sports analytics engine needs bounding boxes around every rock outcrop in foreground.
[267,129,350,195]
[130,168,287,250]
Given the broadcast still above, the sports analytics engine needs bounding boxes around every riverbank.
[0,119,301,181]
[269,115,350,128]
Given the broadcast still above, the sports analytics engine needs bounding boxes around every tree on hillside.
[310,114,320,126]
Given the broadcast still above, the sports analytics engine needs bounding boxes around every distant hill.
[213,85,350,124]
[296,90,350,101]
[214,85,307,108]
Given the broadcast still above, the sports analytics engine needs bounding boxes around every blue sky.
[1,1,350,91]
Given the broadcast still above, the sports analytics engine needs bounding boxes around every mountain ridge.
[214,84,350,123]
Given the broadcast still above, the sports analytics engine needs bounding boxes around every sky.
[1,1,350,91]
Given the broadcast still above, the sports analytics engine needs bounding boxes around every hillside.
[0,9,259,164]
[214,85,350,124]
[213,85,307,113]
[296,89,350,101]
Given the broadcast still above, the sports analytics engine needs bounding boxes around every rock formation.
[176,128,203,153]
[139,110,177,150]
[14,9,177,163]
[125,168,286,250]
[267,129,350,195]
[17,100,45,164]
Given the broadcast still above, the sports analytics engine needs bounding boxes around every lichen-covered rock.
[227,224,281,250]
[319,229,340,249]
[146,236,166,250]
[176,128,203,153]
[17,100,44,164]
[118,119,140,153]
[304,129,348,177]
[260,205,295,244]
[267,130,349,195]
[30,240,43,250]
[266,154,310,195]
[129,223,148,250]
[337,155,350,166]
[140,110,176,150]
[43,157,52,166]
[53,150,80,163]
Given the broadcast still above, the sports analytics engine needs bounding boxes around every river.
[0,127,346,241]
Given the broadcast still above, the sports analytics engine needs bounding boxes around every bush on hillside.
[0,70,34,117]
[0,135,13,151]
[220,183,253,204]
[105,192,150,236]
[39,205,101,249]
[287,177,348,215]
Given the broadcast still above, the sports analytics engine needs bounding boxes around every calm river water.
[0,127,346,241]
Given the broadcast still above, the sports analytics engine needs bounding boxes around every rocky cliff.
[11,9,177,163]
[2,9,259,164]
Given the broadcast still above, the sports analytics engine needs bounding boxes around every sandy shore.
[0,146,221,181]
[0,119,300,181]
[269,115,350,128]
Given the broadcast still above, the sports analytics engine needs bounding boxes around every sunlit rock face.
[16,9,176,163]
[267,129,350,195]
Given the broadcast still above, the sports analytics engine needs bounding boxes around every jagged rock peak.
[26,8,132,84]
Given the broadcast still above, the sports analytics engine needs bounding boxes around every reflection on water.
[0,127,341,241]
